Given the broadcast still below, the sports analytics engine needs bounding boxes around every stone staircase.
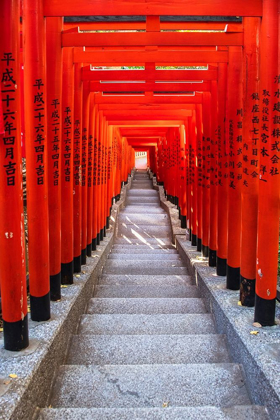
[38,170,269,419]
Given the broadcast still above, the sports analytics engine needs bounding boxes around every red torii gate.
[0,0,279,353]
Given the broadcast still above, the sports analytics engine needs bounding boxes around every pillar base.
[30,292,51,322]
[181,216,187,229]
[50,272,61,301]
[61,261,74,285]
[197,238,202,252]
[100,229,104,242]
[74,255,81,273]
[157,181,164,186]
[103,226,106,237]
[81,248,87,265]
[202,244,209,258]
[167,194,172,202]
[96,233,100,245]
[240,276,255,307]
[174,196,179,208]
[216,257,227,276]
[189,228,192,241]
[3,315,29,351]
[191,233,197,247]
[92,237,97,251]
[254,294,276,326]
[226,265,240,290]
[209,249,217,267]
[87,243,92,257]
[106,216,110,229]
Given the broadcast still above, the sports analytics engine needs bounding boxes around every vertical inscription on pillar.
[1,52,17,186]
[63,106,72,182]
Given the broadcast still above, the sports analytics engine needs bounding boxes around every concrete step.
[102,260,188,275]
[110,246,177,254]
[98,274,192,286]
[78,313,216,335]
[122,206,165,214]
[93,284,199,298]
[118,214,169,225]
[38,406,270,420]
[117,224,171,239]
[126,197,160,204]
[67,334,231,365]
[108,253,181,260]
[114,238,173,246]
[50,363,251,408]
[87,297,207,314]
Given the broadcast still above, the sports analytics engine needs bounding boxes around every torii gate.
[0,0,279,352]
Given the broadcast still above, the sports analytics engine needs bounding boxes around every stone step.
[125,202,160,207]
[117,224,171,239]
[127,190,158,196]
[78,313,215,335]
[111,246,177,254]
[108,253,180,260]
[102,261,188,275]
[87,298,207,314]
[118,214,169,225]
[93,284,199,299]
[122,206,165,214]
[126,197,160,205]
[38,406,271,420]
[67,334,231,365]
[114,238,173,246]
[98,274,192,286]
[50,363,251,408]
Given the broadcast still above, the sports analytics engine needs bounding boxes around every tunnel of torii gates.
[0,0,279,351]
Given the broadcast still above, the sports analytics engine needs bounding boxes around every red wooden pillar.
[81,81,90,263]
[23,0,50,320]
[255,0,279,325]
[209,81,218,266]
[96,111,103,242]
[226,47,243,290]
[61,47,74,284]
[216,62,228,275]
[196,104,203,252]
[240,17,260,306]
[0,0,29,350]
[92,107,99,250]
[46,17,63,299]
[201,92,211,257]
[106,125,113,229]
[73,63,82,272]
[189,113,198,246]
[179,125,187,228]
[87,96,95,256]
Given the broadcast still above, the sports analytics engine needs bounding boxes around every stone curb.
[153,176,280,420]
[0,175,132,420]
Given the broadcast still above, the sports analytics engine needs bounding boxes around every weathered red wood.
[255,0,279,325]
[82,68,218,82]
[216,62,228,275]
[109,121,184,126]
[196,104,203,251]
[87,97,95,256]
[46,17,63,299]
[61,47,74,284]
[90,82,211,93]
[44,0,262,17]
[63,31,243,48]
[0,0,28,350]
[209,81,218,266]
[240,17,261,306]
[63,22,243,32]
[94,93,202,105]
[226,47,243,290]
[73,63,83,272]
[23,0,50,321]
[102,111,193,120]
[74,49,229,65]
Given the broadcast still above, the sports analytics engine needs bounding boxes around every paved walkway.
[39,170,268,419]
